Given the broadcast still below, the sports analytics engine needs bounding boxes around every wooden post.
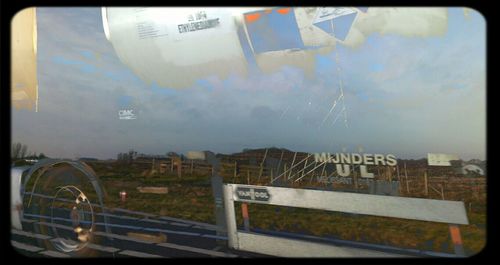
[307,162,315,184]
[233,161,237,181]
[190,160,194,175]
[353,167,358,191]
[283,164,287,183]
[424,170,429,196]
[247,170,250,184]
[396,165,402,193]
[258,149,268,182]
[449,225,466,256]
[176,158,181,179]
[152,158,155,173]
[404,162,409,194]
[288,152,297,180]
[170,157,174,172]
[300,158,308,182]
[277,150,284,177]
[440,183,445,200]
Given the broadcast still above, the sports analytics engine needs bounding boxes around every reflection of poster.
[12,7,38,111]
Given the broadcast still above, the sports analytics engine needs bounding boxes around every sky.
[11,7,486,160]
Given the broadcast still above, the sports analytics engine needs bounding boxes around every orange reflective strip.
[245,13,261,23]
[276,8,291,15]
[449,225,463,245]
[241,203,249,219]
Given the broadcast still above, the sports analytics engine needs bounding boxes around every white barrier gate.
[223,184,469,257]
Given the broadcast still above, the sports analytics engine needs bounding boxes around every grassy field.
[74,161,487,256]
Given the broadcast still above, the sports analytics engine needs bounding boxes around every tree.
[12,142,30,160]
[128,149,137,164]
[12,142,22,160]
[20,145,27,158]
[38,153,46,159]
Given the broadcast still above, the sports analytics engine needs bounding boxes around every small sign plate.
[235,186,271,203]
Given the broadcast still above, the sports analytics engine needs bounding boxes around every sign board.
[235,186,271,203]
[427,153,460,166]
[186,151,206,160]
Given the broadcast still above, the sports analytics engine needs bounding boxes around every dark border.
[1,1,494,265]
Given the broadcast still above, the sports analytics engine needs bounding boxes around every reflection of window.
[244,8,304,53]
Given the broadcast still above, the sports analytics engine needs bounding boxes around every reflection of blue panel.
[332,12,357,41]
[245,10,304,53]
[313,12,357,41]
[314,20,334,35]
[237,24,256,66]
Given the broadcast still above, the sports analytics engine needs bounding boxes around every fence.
[222,183,469,257]
[122,158,486,202]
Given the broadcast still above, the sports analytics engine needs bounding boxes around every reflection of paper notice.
[134,8,169,39]
[314,7,357,24]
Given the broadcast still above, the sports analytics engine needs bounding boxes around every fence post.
[241,203,250,231]
[234,161,237,179]
[223,184,237,249]
[449,225,466,256]
[178,160,182,179]
[396,165,402,193]
[190,160,194,175]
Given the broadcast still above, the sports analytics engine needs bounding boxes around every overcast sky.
[11,7,486,160]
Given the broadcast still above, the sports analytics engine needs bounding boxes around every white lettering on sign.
[314,153,397,166]
[235,187,271,202]
[313,152,398,179]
